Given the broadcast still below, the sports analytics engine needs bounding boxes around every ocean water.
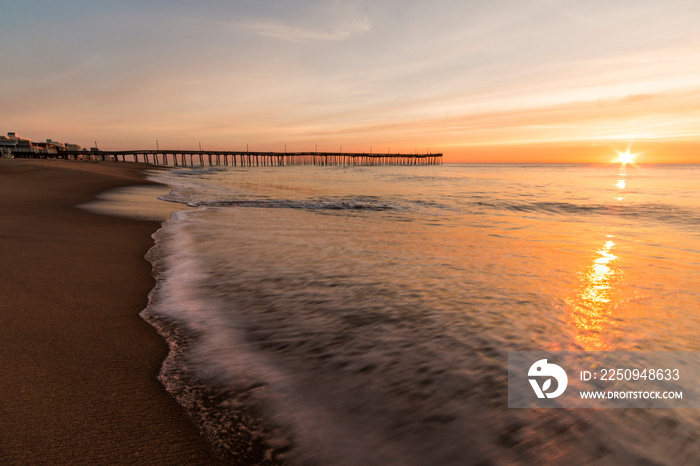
[142,163,700,465]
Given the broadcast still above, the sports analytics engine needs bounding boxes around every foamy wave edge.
[139,212,290,465]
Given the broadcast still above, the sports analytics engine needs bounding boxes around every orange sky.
[3,1,700,163]
[444,141,700,164]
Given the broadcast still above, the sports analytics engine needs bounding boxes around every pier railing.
[49,149,443,166]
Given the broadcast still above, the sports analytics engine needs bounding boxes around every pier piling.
[52,149,443,166]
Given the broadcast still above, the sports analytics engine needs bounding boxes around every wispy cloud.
[243,16,371,42]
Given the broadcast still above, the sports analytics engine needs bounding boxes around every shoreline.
[140,211,286,464]
[0,159,224,464]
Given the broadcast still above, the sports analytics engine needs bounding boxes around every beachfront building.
[0,134,12,157]
[0,132,35,156]
[33,139,65,155]
[0,132,81,157]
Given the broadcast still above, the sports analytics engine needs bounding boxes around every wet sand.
[0,159,223,464]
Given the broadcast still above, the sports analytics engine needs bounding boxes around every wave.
[472,200,700,227]
[174,196,407,212]
[140,212,291,463]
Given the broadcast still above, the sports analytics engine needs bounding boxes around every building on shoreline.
[0,132,82,157]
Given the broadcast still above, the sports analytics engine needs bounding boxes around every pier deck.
[50,149,442,167]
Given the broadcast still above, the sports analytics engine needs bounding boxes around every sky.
[3,0,700,162]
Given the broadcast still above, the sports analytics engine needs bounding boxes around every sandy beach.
[0,159,223,464]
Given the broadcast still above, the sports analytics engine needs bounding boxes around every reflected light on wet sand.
[78,185,193,221]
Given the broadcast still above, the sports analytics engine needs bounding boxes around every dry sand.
[0,159,224,464]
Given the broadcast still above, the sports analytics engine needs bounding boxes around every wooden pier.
[55,149,442,167]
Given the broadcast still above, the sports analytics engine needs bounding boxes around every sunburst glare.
[615,149,637,165]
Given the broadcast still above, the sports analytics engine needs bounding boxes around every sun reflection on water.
[616,165,627,200]
[567,238,623,350]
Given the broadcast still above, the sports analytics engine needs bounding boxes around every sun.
[615,149,636,165]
